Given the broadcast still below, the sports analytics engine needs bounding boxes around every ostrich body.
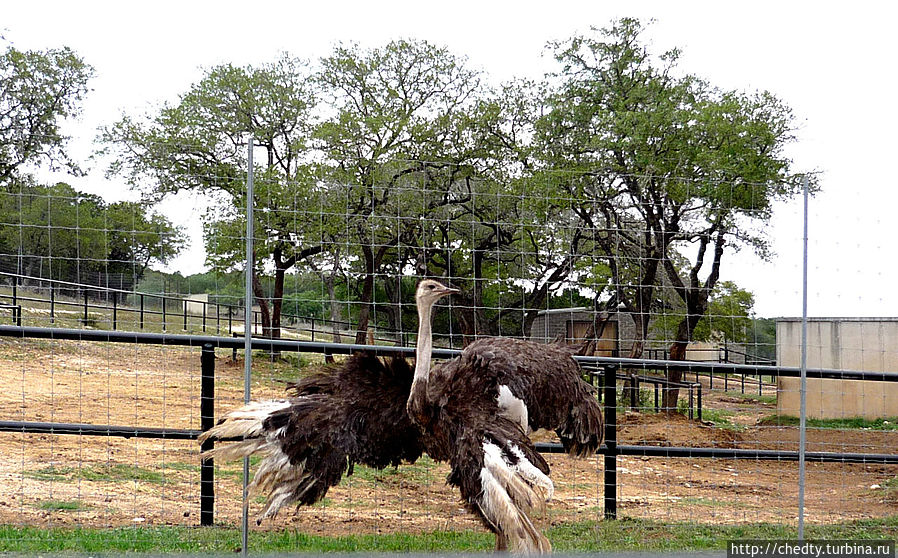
[407,279,603,554]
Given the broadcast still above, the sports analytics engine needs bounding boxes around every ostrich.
[407,279,603,553]
[200,279,603,554]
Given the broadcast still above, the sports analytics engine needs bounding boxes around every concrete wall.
[777,318,898,419]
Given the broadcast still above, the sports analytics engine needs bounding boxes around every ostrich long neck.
[413,299,435,383]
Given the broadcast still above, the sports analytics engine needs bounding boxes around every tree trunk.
[354,242,390,345]
[662,229,726,413]
[250,271,270,337]
[323,271,342,344]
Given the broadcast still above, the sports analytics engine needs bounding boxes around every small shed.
[776,317,898,419]
[529,307,634,357]
[183,293,209,316]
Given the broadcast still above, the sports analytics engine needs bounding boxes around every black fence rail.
[1,324,897,525]
[0,271,410,345]
[644,346,778,397]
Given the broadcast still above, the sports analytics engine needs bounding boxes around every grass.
[759,415,898,430]
[700,408,746,432]
[1,517,896,553]
[34,500,88,512]
[727,392,778,405]
[346,455,439,486]
[883,476,898,502]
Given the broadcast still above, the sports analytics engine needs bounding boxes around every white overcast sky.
[3,1,897,318]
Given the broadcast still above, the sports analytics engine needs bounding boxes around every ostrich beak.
[439,286,460,296]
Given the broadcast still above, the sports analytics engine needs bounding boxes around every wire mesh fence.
[1,144,897,552]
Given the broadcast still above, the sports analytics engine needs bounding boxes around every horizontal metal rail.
[4,420,895,466]
[534,442,898,464]
[2,324,897,382]
[0,420,201,440]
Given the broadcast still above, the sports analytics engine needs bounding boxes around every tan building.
[776,317,898,419]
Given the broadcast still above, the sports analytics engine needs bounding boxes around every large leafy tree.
[314,39,483,343]
[0,45,94,186]
[100,55,320,338]
[540,19,808,409]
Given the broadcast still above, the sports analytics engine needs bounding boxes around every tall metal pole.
[242,136,255,557]
[798,174,809,539]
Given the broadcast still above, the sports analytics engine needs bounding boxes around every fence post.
[200,343,215,526]
[183,300,188,331]
[688,386,694,420]
[50,284,55,324]
[83,290,89,323]
[603,363,618,520]
[162,296,167,331]
[697,383,703,421]
[140,294,144,329]
[112,292,117,330]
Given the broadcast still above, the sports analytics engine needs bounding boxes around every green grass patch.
[161,461,199,473]
[344,455,438,486]
[759,415,898,430]
[34,500,88,512]
[24,463,168,484]
[1,517,897,553]
[728,392,778,405]
[700,408,746,432]
[883,476,898,501]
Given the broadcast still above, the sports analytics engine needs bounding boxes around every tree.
[0,181,183,286]
[541,19,808,410]
[0,44,94,186]
[100,55,320,338]
[314,39,483,344]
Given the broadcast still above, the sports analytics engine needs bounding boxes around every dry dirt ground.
[0,338,895,537]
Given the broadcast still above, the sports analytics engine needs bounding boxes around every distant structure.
[776,317,898,419]
[182,293,209,316]
[528,307,625,356]
[530,308,745,363]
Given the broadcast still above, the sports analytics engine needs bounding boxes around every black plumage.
[198,352,423,521]
[201,279,603,554]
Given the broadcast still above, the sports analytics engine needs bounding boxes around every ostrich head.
[415,279,459,311]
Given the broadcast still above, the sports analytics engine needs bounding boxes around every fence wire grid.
[0,146,896,554]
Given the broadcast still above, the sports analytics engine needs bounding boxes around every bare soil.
[0,338,895,536]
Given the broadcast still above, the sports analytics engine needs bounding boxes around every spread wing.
[425,356,554,554]
[461,337,604,456]
[198,353,424,522]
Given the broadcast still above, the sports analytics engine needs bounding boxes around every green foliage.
[0,181,183,283]
[759,415,898,430]
[538,18,807,354]
[96,22,809,342]
[693,281,755,343]
[0,44,94,185]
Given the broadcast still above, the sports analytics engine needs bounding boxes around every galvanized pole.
[242,136,255,557]
[798,174,809,539]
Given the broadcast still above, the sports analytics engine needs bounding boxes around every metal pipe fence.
[2,325,897,528]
